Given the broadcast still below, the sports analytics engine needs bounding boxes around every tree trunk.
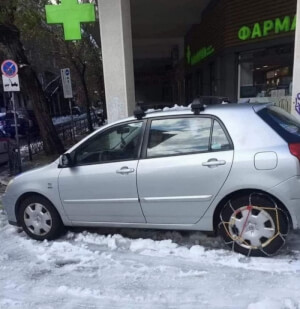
[72,60,94,133]
[81,71,94,133]
[0,24,64,155]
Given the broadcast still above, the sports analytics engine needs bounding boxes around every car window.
[267,107,300,136]
[258,106,300,143]
[74,121,143,166]
[147,117,212,158]
[211,120,231,151]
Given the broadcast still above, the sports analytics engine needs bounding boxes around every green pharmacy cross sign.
[45,0,96,41]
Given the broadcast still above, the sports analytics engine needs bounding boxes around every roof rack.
[133,105,146,120]
[133,102,179,119]
[191,98,204,115]
[133,96,230,119]
[193,95,231,105]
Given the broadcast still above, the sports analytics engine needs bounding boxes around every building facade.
[184,0,296,111]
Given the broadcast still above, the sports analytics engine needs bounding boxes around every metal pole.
[69,99,75,140]
[27,132,32,161]
[2,92,7,110]
[12,92,22,173]
[292,0,300,117]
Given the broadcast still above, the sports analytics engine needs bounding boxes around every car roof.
[116,103,271,123]
[112,103,273,125]
[143,103,270,118]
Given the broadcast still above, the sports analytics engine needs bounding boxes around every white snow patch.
[162,104,191,112]
[247,298,298,309]
[1,210,300,308]
[52,113,87,125]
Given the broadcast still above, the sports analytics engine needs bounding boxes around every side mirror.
[59,153,73,168]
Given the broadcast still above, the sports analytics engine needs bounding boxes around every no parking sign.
[1,60,20,92]
[1,60,18,78]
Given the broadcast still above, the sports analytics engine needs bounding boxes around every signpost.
[1,59,22,173]
[61,68,75,140]
[2,75,20,92]
[61,68,73,99]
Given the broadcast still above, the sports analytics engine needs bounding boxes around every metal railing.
[20,114,99,159]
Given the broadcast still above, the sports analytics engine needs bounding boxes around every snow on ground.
[52,113,87,126]
[1,209,300,309]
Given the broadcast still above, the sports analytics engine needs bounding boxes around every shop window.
[239,45,293,99]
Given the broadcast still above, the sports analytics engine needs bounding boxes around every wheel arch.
[212,189,293,233]
[15,192,62,223]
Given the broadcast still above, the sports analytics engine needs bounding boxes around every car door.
[58,120,146,223]
[137,116,234,224]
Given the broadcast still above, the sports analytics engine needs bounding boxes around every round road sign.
[1,60,18,78]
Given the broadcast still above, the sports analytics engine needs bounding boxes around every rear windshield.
[258,106,300,143]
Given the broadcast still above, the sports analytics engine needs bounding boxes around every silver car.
[3,103,300,257]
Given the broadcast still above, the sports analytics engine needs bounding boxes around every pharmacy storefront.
[184,0,296,112]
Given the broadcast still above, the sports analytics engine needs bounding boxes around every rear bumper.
[268,176,300,229]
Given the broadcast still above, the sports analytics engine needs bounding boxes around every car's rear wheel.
[19,196,64,241]
[218,192,289,257]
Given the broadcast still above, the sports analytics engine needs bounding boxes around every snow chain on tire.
[218,193,289,257]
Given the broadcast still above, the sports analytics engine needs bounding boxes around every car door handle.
[116,167,135,175]
[202,159,226,167]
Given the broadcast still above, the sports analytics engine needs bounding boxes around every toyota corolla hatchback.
[3,103,300,257]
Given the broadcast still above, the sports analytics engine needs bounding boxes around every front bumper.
[1,193,18,225]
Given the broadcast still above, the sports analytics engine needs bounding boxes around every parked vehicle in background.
[0,129,10,164]
[4,102,300,257]
[91,106,105,125]
[0,113,6,133]
[2,109,39,138]
[71,106,82,116]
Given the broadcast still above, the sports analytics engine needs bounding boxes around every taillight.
[289,143,300,161]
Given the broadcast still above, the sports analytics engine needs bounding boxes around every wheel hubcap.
[228,206,276,249]
[24,203,52,236]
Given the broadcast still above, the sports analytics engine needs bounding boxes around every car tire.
[218,192,289,257]
[19,195,64,241]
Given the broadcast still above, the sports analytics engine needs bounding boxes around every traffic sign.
[61,68,73,98]
[2,75,20,92]
[1,60,18,78]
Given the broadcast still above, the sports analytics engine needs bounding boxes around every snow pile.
[146,104,191,114]
[162,104,191,112]
[1,210,300,308]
